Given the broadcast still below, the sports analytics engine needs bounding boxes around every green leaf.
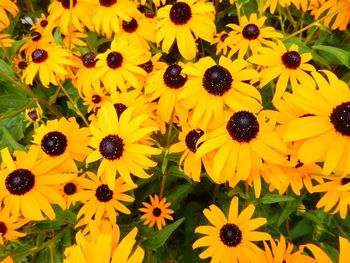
[260,194,295,204]
[290,218,313,240]
[53,27,64,46]
[167,183,195,209]
[0,59,15,78]
[312,45,350,69]
[277,200,300,226]
[143,217,185,249]
[0,126,25,151]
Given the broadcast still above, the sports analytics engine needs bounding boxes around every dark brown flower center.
[32,49,48,63]
[152,207,162,217]
[99,0,116,7]
[107,51,123,69]
[41,131,68,157]
[226,111,259,142]
[99,135,124,160]
[220,33,228,42]
[92,95,101,104]
[0,222,7,236]
[32,32,41,41]
[122,18,138,33]
[5,168,35,195]
[18,61,28,70]
[330,102,350,136]
[281,51,301,69]
[242,24,260,40]
[27,110,38,121]
[114,103,127,118]
[341,178,350,185]
[64,182,77,195]
[185,129,204,153]
[163,64,187,89]
[95,184,113,202]
[202,65,232,96]
[295,160,304,168]
[59,0,77,9]
[220,223,242,247]
[139,60,154,73]
[82,52,97,68]
[170,2,192,25]
[40,20,48,27]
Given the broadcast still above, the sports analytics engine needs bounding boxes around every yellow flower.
[0,34,14,48]
[226,13,283,59]
[156,0,216,60]
[314,0,350,31]
[193,196,270,262]
[139,194,174,230]
[56,176,83,209]
[25,105,43,124]
[212,31,230,56]
[0,208,27,245]
[0,0,18,31]
[86,102,161,188]
[263,0,292,13]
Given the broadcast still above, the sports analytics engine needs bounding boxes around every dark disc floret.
[330,102,350,136]
[18,61,28,70]
[41,131,68,157]
[27,110,38,121]
[202,65,233,96]
[139,60,153,73]
[185,129,204,153]
[99,0,116,7]
[114,103,127,118]
[31,32,41,41]
[40,20,48,27]
[32,49,48,63]
[281,51,301,69]
[64,182,77,195]
[220,33,228,42]
[294,160,304,168]
[99,134,124,160]
[107,51,123,69]
[0,222,7,236]
[82,52,97,68]
[163,64,187,89]
[169,2,192,25]
[95,184,113,202]
[92,94,101,104]
[60,0,77,9]
[226,111,259,142]
[122,18,138,33]
[5,168,35,195]
[152,207,162,217]
[242,24,260,40]
[220,223,242,247]
[341,178,350,185]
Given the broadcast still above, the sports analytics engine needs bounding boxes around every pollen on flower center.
[330,102,350,136]
[99,134,124,160]
[41,131,68,157]
[107,51,123,69]
[82,52,97,68]
[95,184,113,202]
[99,0,117,7]
[202,65,233,96]
[169,2,192,25]
[220,223,242,247]
[163,64,187,89]
[281,51,301,69]
[5,169,35,195]
[152,207,162,217]
[226,111,259,142]
[139,60,153,73]
[114,103,127,118]
[60,0,77,9]
[122,18,138,33]
[0,222,7,236]
[64,182,77,195]
[32,49,48,63]
[185,129,204,153]
[242,24,260,40]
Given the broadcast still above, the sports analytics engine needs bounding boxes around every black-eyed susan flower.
[136,53,167,87]
[170,125,213,182]
[0,0,18,31]
[212,31,230,56]
[13,54,28,75]
[0,146,75,220]
[19,30,54,61]
[226,13,283,59]
[179,56,261,129]
[64,226,144,263]
[314,0,350,31]
[95,39,150,92]
[91,0,140,37]
[156,0,216,60]
[86,102,161,188]
[0,208,27,245]
[22,45,74,87]
[48,0,94,35]
[145,63,188,123]
[82,88,110,120]
[139,194,174,230]
[248,40,316,100]
[262,235,316,263]
[302,236,350,263]
[57,176,83,209]
[193,196,270,262]
[32,117,91,173]
[25,105,43,125]
[196,110,286,183]
[282,70,350,175]
[73,172,135,224]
